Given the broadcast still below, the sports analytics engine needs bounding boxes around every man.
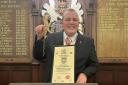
[33,8,99,84]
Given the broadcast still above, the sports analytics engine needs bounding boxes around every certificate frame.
[52,46,75,83]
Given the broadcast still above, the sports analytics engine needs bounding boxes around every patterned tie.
[65,37,72,45]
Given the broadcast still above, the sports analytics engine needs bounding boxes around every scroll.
[52,46,75,83]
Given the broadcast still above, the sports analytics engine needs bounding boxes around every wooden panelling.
[11,67,31,82]
[96,70,114,85]
[116,71,128,85]
[95,63,128,85]
[0,63,128,85]
[0,70,9,85]
[0,63,41,85]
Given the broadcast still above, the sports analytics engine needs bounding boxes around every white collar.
[63,32,78,45]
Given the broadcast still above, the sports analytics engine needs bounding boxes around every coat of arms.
[41,0,84,34]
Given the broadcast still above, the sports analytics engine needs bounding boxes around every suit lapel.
[57,32,63,45]
[53,32,63,46]
[75,32,83,46]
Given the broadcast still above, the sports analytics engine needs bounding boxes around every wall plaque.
[0,0,32,63]
[97,0,128,63]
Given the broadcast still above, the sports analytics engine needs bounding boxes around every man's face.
[61,11,79,37]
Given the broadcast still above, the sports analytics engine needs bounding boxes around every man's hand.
[34,24,47,40]
[76,73,87,84]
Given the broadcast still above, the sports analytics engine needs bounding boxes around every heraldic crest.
[41,0,84,34]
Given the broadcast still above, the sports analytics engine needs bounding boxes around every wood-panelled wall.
[0,63,41,85]
[96,63,128,85]
[0,0,128,85]
[0,63,128,85]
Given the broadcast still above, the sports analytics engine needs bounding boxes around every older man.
[33,8,99,84]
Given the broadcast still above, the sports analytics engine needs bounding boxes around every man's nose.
[69,20,75,23]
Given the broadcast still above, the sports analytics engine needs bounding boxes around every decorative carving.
[41,0,84,34]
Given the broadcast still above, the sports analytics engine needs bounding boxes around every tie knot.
[65,37,72,45]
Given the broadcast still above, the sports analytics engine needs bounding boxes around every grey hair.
[62,8,79,20]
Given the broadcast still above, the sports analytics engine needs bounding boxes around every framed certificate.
[52,46,75,83]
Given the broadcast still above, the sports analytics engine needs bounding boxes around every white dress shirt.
[63,32,78,45]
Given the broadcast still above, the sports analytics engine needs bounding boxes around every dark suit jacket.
[33,31,99,82]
